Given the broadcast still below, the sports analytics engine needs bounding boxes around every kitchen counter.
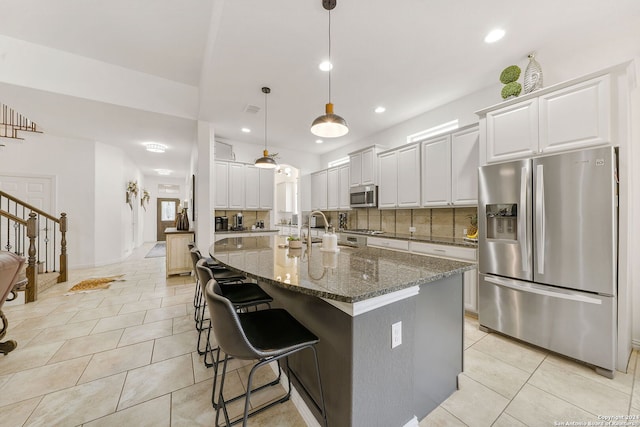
[209,235,466,426]
[215,228,278,234]
[210,235,473,305]
[339,230,477,248]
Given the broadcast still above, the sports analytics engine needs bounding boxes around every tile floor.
[0,242,637,426]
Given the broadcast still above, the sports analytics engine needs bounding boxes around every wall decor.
[524,52,543,93]
[141,189,150,211]
[500,65,522,99]
[126,180,138,209]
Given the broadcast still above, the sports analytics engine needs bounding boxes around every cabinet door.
[244,166,260,209]
[451,126,479,205]
[228,163,245,209]
[311,170,328,210]
[486,98,539,163]
[259,168,274,209]
[539,75,611,153]
[327,167,339,210]
[378,151,397,208]
[464,268,478,313]
[349,153,362,187]
[214,162,229,209]
[361,148,376,185]
[397,144,420,207]
[421,135,451,206]
[338,165,351,209]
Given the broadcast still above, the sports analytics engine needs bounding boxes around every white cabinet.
[327,164,351,210]
[228,163,245,209]
[311,170,328,210]
[258,169,274,209]
[349,146,379,187]
[245,166,260,209]
[367,236,410,251]
[378,144,420,208]
[482,75,612,164]
[421,125,479,207]
[214,161,229,209]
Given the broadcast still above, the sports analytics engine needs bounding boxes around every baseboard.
[403,416,419,427]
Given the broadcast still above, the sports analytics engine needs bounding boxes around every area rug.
[145,242,166,258]
[65,275,125,293]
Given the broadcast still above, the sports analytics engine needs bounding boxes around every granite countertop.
[164,227,194,234]
[210,236,474,304]
[339,230,477,248]
[216,229,279,234]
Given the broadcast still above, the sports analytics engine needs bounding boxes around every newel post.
[59,213,68,283]
[25,212,38,303]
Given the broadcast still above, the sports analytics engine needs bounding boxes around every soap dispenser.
[322,226,338,252]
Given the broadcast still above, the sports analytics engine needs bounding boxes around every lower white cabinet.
[367,236,410,251]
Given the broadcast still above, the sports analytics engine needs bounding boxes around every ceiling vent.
[243,104,261,114]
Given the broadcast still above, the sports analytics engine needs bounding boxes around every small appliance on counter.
[309,214,327,228]
[232,213,244,231]
[215,216,228,231]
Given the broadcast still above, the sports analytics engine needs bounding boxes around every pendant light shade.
[255,87,278,169]
[310,0,349,138]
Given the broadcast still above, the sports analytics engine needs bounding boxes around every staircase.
[0,191,68,302]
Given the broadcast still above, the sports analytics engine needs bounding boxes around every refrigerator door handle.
[535,164,545,274]
[519,167,528,272]
[484,276,603,305]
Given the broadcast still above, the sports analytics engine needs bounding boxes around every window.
[406,119,459,144]
[161,201,177,221]
[328,156,349,168]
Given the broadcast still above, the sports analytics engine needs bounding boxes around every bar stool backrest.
[190,249,202,274]
[195,259,215,286]
[205,279,259,360]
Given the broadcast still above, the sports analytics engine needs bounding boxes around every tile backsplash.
[321,207,477,239]
[213,210,271,229]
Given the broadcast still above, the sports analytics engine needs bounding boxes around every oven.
[350,185,378,208]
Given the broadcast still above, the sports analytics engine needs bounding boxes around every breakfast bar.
[210,236,475,427]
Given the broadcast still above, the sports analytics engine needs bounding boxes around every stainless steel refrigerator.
[478,146,617,377]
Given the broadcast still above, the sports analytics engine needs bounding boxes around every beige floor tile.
[31,318,98,345]
[79,341,154,384]
[67,304,123,323]
[144,304,188,323]
[0,396,42,427]
[10,310,77,332]
[118,354,194,410]
[491,412,528,427]
[440,373,509,427]
[0,356,91,407]
[463,317,487,349]
[48,329,123,364]
[505,383,596,425]
[98,293,143,307]
[170,378,217,426]
[529,359,630,415]
[118,319,173,347]
[162,292,193,308]
[192,352,215,383]
[92,311,146,334]
[463,348,530,399]
[119,298,163,315]
[237,363,288,409]
[545,353,633,395]
[247,399,306,427]
[84,394,171,427]
[24,372,126,426]
[419,406,467,426]
[0,341,64,376]
[152,329,199,363]
[470,333,547,374]
[49,297,103,313]
[173,314,196,335]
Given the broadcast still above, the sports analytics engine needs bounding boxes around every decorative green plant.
[287,235,300,241]
[499,65,522,99]
[501,82,522,98]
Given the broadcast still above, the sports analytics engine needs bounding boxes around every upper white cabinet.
[311,170,328,211]
[480,74,613,164]
[349,146,381,187]
[421,125,479,207]
[327,167,339,210]
[214,161,274,210]
[338,164,350,209]
[378,144,421,208]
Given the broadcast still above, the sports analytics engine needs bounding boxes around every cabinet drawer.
[367,237,409,251]
[409,241,476,261]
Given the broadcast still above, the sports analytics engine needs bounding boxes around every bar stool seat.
[206,280,327,427]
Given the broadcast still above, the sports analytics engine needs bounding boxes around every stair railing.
[0,190,67,302]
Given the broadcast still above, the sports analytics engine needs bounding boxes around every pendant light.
[310,0,349,138]
[254,87,278,169]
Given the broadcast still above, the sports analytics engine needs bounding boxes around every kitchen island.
[210,236,474,427]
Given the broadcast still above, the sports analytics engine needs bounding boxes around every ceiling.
[0,0,639,179]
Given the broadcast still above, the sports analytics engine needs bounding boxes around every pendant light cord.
[328,8,332,104]
[264,90,268,150]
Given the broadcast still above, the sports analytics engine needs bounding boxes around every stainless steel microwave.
[350,185,377,208]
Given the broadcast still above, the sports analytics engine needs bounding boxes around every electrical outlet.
[463,228,468,235]
[409,226,416,233]
[392,321,402,348]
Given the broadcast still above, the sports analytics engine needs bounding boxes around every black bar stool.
[205,279,327,427]
[195,259,272,368]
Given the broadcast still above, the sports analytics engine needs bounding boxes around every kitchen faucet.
[307,210,329,252]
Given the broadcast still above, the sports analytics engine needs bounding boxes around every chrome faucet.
[307,210,329,251]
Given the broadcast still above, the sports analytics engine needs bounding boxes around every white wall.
[141,175,187,243]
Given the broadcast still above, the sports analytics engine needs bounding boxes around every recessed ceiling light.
[315,139,323,144]
[155,169,171,175]
[319,61,333,71]
[484,29,505,43]
[144,143,167,153]
[241,127,251,133]
[374,106,386,113]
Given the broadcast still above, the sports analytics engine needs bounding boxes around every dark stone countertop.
[210,236,474,304]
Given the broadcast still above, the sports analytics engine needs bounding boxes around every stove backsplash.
[319,207,477,240]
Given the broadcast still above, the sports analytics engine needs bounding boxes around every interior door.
[157,198,180,241]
